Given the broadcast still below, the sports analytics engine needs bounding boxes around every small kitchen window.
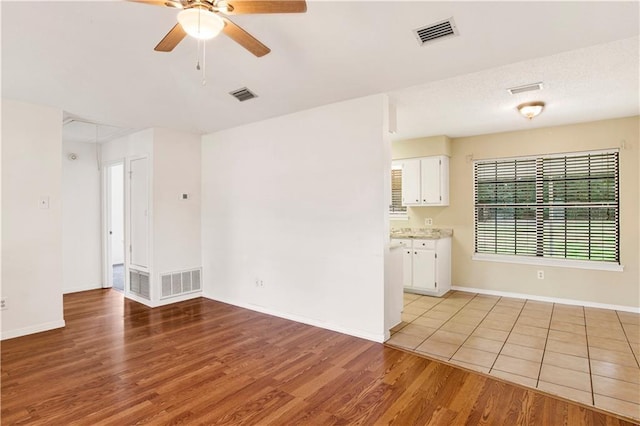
[390,162,408,219]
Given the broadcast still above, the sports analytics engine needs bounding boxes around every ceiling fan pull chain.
[196,38,201,71]
[201,41,207,86]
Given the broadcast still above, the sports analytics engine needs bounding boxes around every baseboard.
[203,293,386,343]
[125,292,154,308]
[123,291,203,308]
[451,286,640,313]
[155,292,202,307]
[63,284,102,294]
[1,319,66,341]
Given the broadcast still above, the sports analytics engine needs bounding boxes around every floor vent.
[507,82,544,95]
[229,87,258,102]
[414,17,458,45]
[130,269,150,300]
[161,268,202,299]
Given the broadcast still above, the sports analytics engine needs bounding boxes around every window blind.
[474,151,619,263]
[390,168,407,214]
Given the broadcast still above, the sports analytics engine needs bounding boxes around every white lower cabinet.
[394,237,451,297]
[412,249,436,290]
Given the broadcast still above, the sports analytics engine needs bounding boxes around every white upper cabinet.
[401,155,449,206]
[401,159,421,206]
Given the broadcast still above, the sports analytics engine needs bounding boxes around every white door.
[105,163,125,290]
[401,159,421,206]
[412,249,436,290]
[402,249,413,287]
[129,158,149,269]
[420,157,441,204]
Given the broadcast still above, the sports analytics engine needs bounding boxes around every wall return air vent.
[229,87,258,102]
[414,17,459,45]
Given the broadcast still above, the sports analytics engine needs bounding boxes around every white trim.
[472,147,619,164]
[1,320,66,341]
[125,292,153,307]
[389,213,409,221]
[451,286,640,313]
[203,293,386,343]
[472,253,623,272]
[63,284,102,294]
[101,159,125,290]
[154,292,202,307]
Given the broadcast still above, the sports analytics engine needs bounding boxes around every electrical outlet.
[424,218,433,226]
[255,279,264,288]
[0,297,7,310]
[537,270,544,280]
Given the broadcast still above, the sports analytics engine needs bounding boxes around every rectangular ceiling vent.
[507,82,544,95]
[414,17,458,45]
[230,87,258,102]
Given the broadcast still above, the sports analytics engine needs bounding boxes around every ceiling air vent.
[229,87,258,102]
[507,82,544,95]
[414,17,458,45]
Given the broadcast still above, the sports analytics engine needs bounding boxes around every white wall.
[101,128,202,306]
[201,94,389,342]
[392,116,640,309]
[101,128,153,164]
[153,128,201,279]
[1,99,65,339]
[62,140,102,293]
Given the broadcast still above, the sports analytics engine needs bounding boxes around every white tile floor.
[386,290,640,421]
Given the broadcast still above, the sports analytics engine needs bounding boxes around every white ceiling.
[2,1,639,142]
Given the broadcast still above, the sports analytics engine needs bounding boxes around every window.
[390,162,407,219]
[474,150,619,267]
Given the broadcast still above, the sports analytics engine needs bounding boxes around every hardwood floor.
[1,290,636,425]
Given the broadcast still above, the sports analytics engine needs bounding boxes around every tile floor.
[387,290,640,421]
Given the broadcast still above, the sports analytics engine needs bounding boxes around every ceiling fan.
[131,0,307,57]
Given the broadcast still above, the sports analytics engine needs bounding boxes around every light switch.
[180,193,189,200]
[39,196,49,209]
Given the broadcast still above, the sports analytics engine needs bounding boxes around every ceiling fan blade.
[226,0,306,15]
[222,18,271,57]
[154,24,187,52]
[128,0,183,8]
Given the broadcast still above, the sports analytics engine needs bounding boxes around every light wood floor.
[1,290,636,425]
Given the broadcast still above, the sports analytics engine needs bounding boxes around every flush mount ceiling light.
[177,7,225,40]
[517,101,545,120]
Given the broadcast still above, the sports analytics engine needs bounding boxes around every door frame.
[102,160,125,289]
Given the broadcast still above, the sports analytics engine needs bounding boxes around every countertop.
[390,228,453,240]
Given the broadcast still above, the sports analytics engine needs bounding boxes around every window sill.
[472,253,624,272]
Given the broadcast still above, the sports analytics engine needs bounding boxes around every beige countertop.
[390,228,453,240]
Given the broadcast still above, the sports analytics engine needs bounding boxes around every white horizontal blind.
[475,151,619,263]
[390,168,407,215]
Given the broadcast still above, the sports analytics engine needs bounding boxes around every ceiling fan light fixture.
[517,101,545,120]
[216,0,232,13]
[177,8,225,40]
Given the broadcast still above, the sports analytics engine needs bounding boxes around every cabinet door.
[402,249,413,287]
[401,159,421,206]
[420,157,441,204]
[412,249,436,290]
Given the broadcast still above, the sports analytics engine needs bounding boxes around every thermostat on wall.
[180,193,189,200]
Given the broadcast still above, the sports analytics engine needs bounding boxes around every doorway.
[105,162,125,291]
